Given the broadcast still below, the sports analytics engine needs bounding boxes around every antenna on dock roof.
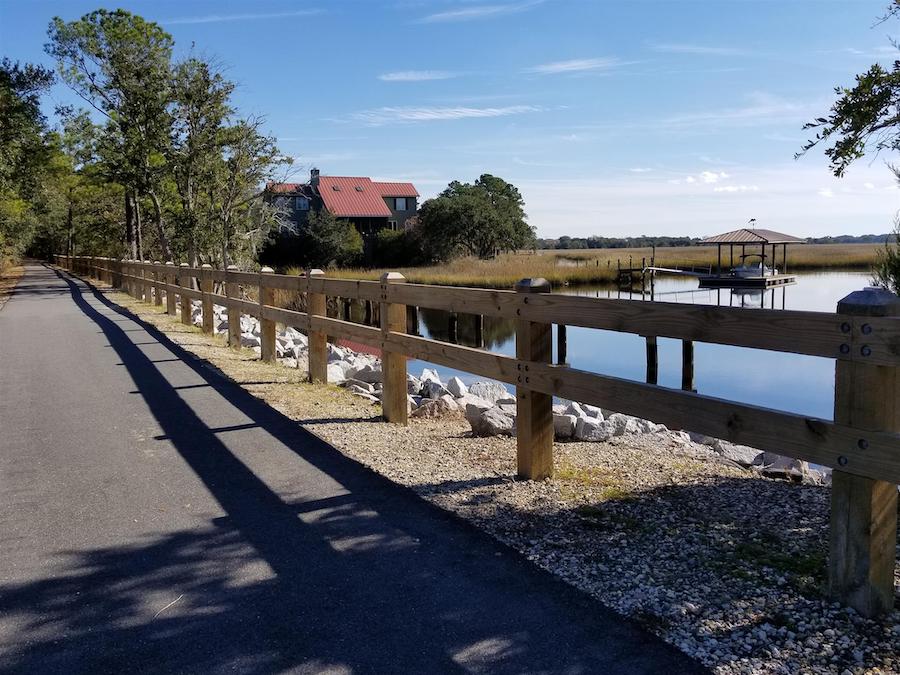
[748,218,756,229]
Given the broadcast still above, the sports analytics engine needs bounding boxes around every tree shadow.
[0,266,704,674]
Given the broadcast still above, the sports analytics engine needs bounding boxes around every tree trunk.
[135,195,144,262]
[148,190,172,261]
[125,190,137,259]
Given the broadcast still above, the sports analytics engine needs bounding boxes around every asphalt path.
[0,263,705,674]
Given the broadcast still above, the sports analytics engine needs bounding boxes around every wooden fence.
[57,254,900,617]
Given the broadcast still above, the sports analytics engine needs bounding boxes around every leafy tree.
[47,9,175,259]
[418,174,534,260]
[0,58,54,268]
[303,209,363,268]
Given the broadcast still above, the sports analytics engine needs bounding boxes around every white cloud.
[650,42,745,56]
[700,170,729,183]
[818,188,834,198]
[418,0,542,23]
[864,182,876,190]
[629,167,653,173]
[349,105,540,125]
[526,57,622,75]
[378,70,458,82]
[164,9,321,24]
[685,176,696,184]
[713,185,759,193]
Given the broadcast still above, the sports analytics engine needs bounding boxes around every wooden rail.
[57,254,900,617]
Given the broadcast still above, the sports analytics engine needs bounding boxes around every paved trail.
[0,263,704,674]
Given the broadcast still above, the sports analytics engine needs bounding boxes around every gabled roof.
[266,182,316,198]
[318,176,393,218]
[373,181,419,198]
[701,228,806,245]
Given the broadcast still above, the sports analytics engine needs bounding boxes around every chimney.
[310,168,320,187]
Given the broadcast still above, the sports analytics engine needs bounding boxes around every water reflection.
[409,270,872,420]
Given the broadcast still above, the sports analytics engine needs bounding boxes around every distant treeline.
[537,233,893,250]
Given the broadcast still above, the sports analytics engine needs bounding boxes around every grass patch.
[326,243,880,289]
[557,462,634,502]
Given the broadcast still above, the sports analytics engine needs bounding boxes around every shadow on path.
[0,267,705,674]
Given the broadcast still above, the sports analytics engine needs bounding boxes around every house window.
[394,197,407,211]
[294,196,309,211]
[388,220,397,230]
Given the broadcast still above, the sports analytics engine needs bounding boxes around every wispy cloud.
[838,46,897,59]
[817,188,834,198]
[526,57,622,75]
[378,70,458,82]
[661,92,817,129]
[650,42,745,56]
[418,0,542,24]
[349,104,541,125]
[629,167,653,173]
[164,9,322,25]
[714,185,759,193]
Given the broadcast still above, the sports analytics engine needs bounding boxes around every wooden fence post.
[165,262,176,315]
[380,272,408,424]
[225,265,241,349]
[307,269,327,383]
[179,263,192,325]
[153,262,163,306]
[259,266,276,362]
[515,277,554,480]
[830,286,900,617]
[200,264,214,334]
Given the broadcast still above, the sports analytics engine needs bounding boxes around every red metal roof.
[318,176,393,217]
[266,182,305,193]
[373,181,419,198]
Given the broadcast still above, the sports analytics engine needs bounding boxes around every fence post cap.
[201,263,213,269]
[179,262,189,267]
[837,287,900,317]
[260,266,275,274]
[153,260,161,265]
[307,268,325,277]
[380,271,406,283]
[165,260,174,266]
[515,277,551,293]
[226,264,239,271]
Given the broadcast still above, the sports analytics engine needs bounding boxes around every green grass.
[327,243,881,289]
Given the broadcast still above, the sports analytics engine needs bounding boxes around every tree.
[0,59,54,269]
[302,209,363,268]
[799,2,900,176]
[47,9,175,260]
[418,174,534,260]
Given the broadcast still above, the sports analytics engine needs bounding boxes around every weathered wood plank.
[259,269,276,362]
[381,273,408,424]
[307,270,328,384]
[225,266,241,349]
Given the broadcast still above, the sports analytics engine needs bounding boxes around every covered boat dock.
[699,227,804,288]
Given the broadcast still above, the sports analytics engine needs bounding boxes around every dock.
[699,273,797,289]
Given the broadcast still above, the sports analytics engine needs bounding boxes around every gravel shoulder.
[102,286,900,675]
[0,263,24,311]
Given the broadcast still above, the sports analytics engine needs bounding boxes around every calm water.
[407,270,872,420]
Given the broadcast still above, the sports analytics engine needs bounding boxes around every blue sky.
[2,0,898,237]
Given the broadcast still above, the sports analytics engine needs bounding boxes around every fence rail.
[57,254,900,617]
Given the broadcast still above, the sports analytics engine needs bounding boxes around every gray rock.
[340,378,375,393]
[354,364,383,384]
[240,333,260,348]
[326,362,348,383]
[463,398,495,427]
[497,402,517,415]
[347,384,375,397]
[553,413,577,439]
[713,439,764,467]
[552,403,568,415]
[607,413,640,436]
[422,379,450,399]
[420,367,442,384]
[564,401,585,417]
[411,397,459,418]
[407,375,422,395]
[759,452,810,482]
[468,381,510,405]
[582,404,604,419]
[575,417,616,442]
[447,376,468,398]
[470,407,515,437]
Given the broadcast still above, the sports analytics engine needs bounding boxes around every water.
[407,270,872,420]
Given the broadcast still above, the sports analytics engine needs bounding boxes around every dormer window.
[332,185,341,191]
[355,186,364,192]
[394,197,407,211]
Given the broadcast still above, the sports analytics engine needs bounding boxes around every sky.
[1,0,899,238]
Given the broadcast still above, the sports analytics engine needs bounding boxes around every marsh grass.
[326,244,879,289]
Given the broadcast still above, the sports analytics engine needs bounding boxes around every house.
[266,169,419,256]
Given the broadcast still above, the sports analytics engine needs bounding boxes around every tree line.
[1,9,290,273]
